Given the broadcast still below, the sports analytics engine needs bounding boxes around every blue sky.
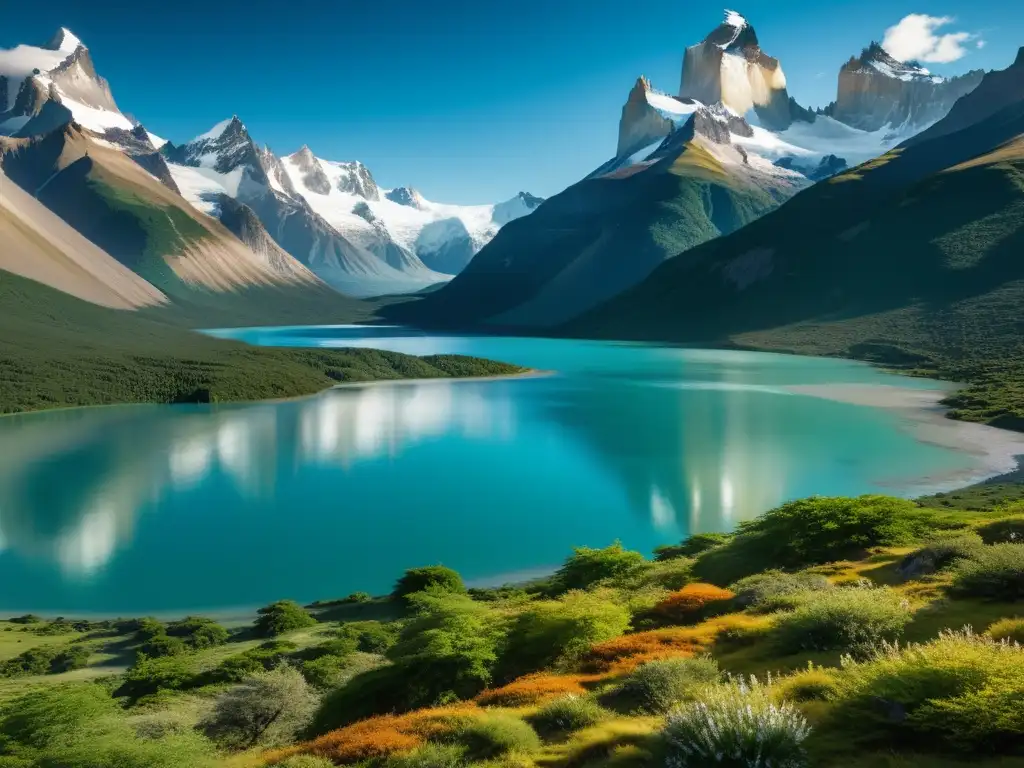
[2,0,1019,203]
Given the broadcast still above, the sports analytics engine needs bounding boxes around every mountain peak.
[703,8,758,51]
[850,43,938,82]
[193,116,244,143]
[1015,47,1024,68]
[44,27,83,54]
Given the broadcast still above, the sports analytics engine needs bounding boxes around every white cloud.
[977,40,986,49]
[882,14,980,63]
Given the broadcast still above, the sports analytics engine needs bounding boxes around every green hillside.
[568,97,1024,429]
[0,270,522,415]
[388,134,799,329]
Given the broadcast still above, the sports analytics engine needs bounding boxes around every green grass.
[0,271,525,414]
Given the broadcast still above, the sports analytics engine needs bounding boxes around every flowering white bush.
[662,676,810,768]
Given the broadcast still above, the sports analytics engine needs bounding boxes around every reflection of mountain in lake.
[296,382,515,465]
[0,380,517,575]
[539,373,791,533]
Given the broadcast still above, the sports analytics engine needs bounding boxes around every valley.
[0,5,1023,768]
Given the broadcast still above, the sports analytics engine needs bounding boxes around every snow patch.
[52,28,82,54]
[145,130,167,149]
[193,118,234,143]
[167,164,245,215]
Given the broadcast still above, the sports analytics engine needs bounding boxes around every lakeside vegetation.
[1,490,1023,767]
[0,271,524,415]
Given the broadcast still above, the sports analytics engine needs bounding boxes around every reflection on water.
[0,334,981,613]
[0,381,516,578]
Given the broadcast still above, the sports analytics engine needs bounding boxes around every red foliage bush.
[475,672,601,707]
[653,584,735,623]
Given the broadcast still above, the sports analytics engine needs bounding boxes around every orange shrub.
[653,583,734,623]
[583,628,704,673]
[264,706,479,765]
[475,672,602,707]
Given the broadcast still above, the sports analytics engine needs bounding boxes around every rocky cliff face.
[678,11,804,131]
[826,43,983,132]
[288,146,332,194]
[331,160,379,199]
[617,76,676,157]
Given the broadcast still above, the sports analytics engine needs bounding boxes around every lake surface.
[0,327,990,614]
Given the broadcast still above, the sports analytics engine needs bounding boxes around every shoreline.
[785,383,1024,494]
[0,367,549,420]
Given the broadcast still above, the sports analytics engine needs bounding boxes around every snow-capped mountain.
[825,43,984,132]
[678,10,811,132]
[161,117,543,294]
[614,10,985,185]
[0,28,145,139]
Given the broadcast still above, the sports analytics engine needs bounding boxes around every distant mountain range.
[0,28,542,303]
[0,9,1017,363]
[392,10,992,329]
[568,46,1024,376]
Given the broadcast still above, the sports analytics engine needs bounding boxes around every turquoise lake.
[0,327,993,615]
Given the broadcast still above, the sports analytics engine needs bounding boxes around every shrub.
[301,655,353,690]
[343,592,372,604]
[528,694,608,734]
[613,657,720,714]
[276,757,337,768]
[476,672,598,707]
[729,570,831,610]
[499,590,630,679]
[202,667,318,750]
[334,621,400,654]
[451,714,540,759]
[386,591,504,704]
[114,654,196,700]
[584,628,704,673]
[134,617,166,642]
[9,614,43,624]
[653,584,734,624]
[312,594,503,732]
[662,678,810,768]
[773,587,911,655]
[553,542,648,592]
[50,644,92,673]
[694,496,952,584]
[139,634,188,658]
[634,558,693,591]
[278,706,478,764]
[381,743,466,768]
[255,601,317,637]
[393,566,467,601]
[166,616,229,649]
[898,534,987,579]
[1,643,92,677]
[834,629,1024,752]
[950,543,1024,600]
[986,617,1024,644]
[207,640,298,684]
[976,517,1024,545]
[771,665,840,703]
[654,533,731,561]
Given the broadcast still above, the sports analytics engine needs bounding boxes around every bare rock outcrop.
[825,43,983,132]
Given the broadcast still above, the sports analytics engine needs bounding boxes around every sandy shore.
[331,368,552,390]
[786,383,1024,493]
